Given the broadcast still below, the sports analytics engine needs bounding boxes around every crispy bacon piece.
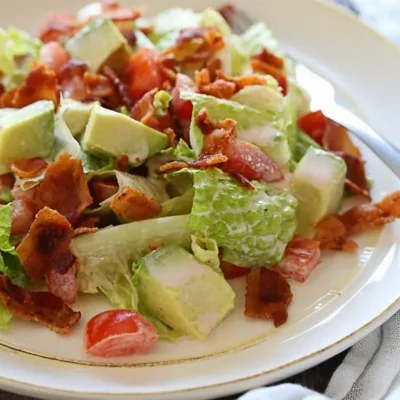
[75,216,100,229]
[40,42,70,75]
[315,215,358,252]
[74,226,99,237]
[251,49,287,95]
[39,12,81,43]
[102,66,133,108]
[10,198,37,237]
[164,127,178,148]
[89,178,119,204]
[131,89,177,134]
[217,4,236,27]
[198,109,283,183]
[340,203,394,235]
[0,275,81,334]
[35,153,93,226]
[275,236,321,282]
[245,268,293,327]
[17,207,76,282]
[116,154,130,172]
[46,263,78,304]
[59,60,89,101]
[298,111,370,198]
[157,154,228,174]
[165,27,224,68]
[10,158,48,179]
[376,191,400,218]
[220,260,250,279]
[0,64,59,108]
[110,187,162,222]
[195,68,265,99]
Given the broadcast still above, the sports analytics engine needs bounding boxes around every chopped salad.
[0,1,399,358]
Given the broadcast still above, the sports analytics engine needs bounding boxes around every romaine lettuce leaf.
[294,130,321,162]
[173,139,196,162]
[191,233,220,272]
[160,189,194,217]
[231,34,251,76]
[241,22,280,56]
[0,28,42,90]
[0,299,12,330]
[72,215,191,294]
[0,203,29,287]
[153,90,172,117]
[81,151,116,179]
[188,169,297,266]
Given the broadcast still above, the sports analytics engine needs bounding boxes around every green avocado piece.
[0,100,55,174]
[134,244,235,340]
[81,104,169,166]
[65,18,130,73]
[290,147,346,237]
[59,99,99,137]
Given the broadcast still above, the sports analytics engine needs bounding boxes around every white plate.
[1,0,400,399]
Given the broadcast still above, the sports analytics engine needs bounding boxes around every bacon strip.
[39,12,81,43]
[376,191,400,218]
[220,260,250,280]
[102,66,133,108]
[110,187,162,222]
[0,64,59,108]
[10,158,48,179]
[46,263,78,304]
[245,268,292,327]
[0,276,80,334]
[275,236,321,283]
[89,178,119,205]
[157,154,228,174]
[17,207,76,282]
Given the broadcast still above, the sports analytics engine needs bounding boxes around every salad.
[0,1,399,358]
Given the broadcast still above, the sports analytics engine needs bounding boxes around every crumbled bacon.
[275,236,321,282]
[217,4,236,27]
[376,191,400,218]
[0,64,59,108]
[298,111,370,199]
[315,215,358,252]
[39,13,81,43]
[245,268,293,327]
[40,42,71,75]
[102,66,133,108]
[75,216,100,230]
[46,263,78,304]
[59,60,89,101]
[165,27,224,68]
[0,275,81,334]
[116,154,130,172]
[131,89,176,134]
[157,154,228,174]
[110,187,162,221]
[74,226,99,237]
[10,158,48,179]
[10,198,37,237]
[251,49,287,95]
[164,127,178,148]
[340,203,394,235]
[17,207,76,282]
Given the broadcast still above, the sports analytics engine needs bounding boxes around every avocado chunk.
[81,104,169,166]
[290,147,346,237]
[59,99,99,137]
[65,18,130,73]
[0,100,55,174]
[134,244,235,340]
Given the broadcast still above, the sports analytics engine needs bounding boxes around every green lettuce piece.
[231,34,250,76]
[150,8,200,51]
[153,90,172,118]
[288,79,311,117]
[294,130,321,162]
[72,215,191,293]
[0,204,29,287]
[160,189,194,217]
[241,22,280,56]
[0,28,42,90]
[81,151,116,180]
[0,299,12,330]
[134,30,156,51]
[53,114,81,159]
[188,169,297,266]
[191,233,220,272]
[180,91,290,165]
[0,187,13,204]
[173,139,196,162]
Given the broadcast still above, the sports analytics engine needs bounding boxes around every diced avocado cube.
[81,104,168,166]
[65,18,130,72]
[290,147,346,237]
[134,244,235,340]
[0,100,55,174]
[59,99,99,137]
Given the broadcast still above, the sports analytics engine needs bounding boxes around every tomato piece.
[223,139,283,183]
[85,310,158,357]
[171,73,197,121]
[128,49,163,101]
[40,42,70,75]
[297,110,328,144]
[221,261,250,280]
[275,236,321,283]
